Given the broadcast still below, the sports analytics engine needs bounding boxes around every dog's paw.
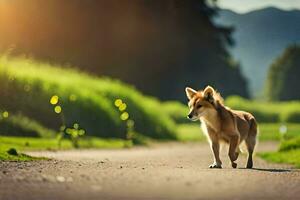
[232,152,239,162]
[231,162,237,168]
[209,163,222,169]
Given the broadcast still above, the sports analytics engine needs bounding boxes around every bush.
[281,111,300,123]
[225,96,300,123]
[162,101,188,124]
[279,136,300,151]
[0,55,176,139]
[0,112,56,137]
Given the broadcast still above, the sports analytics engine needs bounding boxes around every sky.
[217,0,300,13]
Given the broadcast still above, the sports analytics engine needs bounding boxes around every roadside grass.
[0,150,45,161]
[259,150,300,168]
[0,136,133,161]
[0,136,131,151]
[0,136,132,161]
[257,124,300,168]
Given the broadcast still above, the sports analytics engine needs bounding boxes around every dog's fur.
[185,86,257,169]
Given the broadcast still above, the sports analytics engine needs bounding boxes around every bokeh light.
[120,112,129,121]
[50,95,59,105]
[78,129,85,136]
[114,99,122,107]
[73,123,79,129]
[2,111,9,118]
[119,103,127,111]
[54,105,62,114]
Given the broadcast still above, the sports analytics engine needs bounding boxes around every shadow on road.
[239,168,292,173]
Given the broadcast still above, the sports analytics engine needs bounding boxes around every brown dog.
[185,86,257,169]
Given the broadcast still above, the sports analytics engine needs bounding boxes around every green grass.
[0,135,132,161]
[0,150,45,161]
[259,150,300,168]
[0,136,131,152]
[279,136,300,151]
[257,124,300,168]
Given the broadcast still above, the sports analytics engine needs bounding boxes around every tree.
[0,0,249,101]
[265,45,300,101]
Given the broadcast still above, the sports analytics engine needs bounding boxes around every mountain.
[215,7,300,96]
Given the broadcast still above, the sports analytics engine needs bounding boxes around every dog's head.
[185,85,219,121]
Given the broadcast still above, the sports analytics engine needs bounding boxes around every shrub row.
[225,96,300,123]
[162,96,300,124]
[0,56,176,139]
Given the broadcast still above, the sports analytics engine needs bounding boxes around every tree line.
[0,0,248,101]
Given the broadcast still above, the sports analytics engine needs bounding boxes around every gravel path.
[0,142,299,200]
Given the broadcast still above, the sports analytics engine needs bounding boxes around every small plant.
[50,95,85,148]
[114,99,136,144]
[65,123,86,148]
[50,95,66,148]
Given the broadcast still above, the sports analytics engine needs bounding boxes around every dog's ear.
[203,85,215,103]
[185,87,197,100]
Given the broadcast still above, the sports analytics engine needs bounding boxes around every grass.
[257,124,300,168]
[0,150,45,161]
[0,136,131,151]
[0,136,132,161]
[0,135,132,161]
[259,150,300,168]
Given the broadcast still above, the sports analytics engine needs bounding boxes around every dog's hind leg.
[245,119,257,169]
[228,134,240,168]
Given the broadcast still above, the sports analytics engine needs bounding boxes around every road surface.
[0,142,299,200]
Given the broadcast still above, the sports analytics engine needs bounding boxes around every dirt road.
[0,142,299,200]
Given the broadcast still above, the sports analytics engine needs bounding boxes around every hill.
[216,7,300,96]
[0,55,177,140]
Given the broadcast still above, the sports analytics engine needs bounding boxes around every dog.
[185,85,257,169]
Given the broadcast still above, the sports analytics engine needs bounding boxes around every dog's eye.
[197,105,202,109]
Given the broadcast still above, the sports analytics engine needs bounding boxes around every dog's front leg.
[209,141,222,168]
[228,134,240,168]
